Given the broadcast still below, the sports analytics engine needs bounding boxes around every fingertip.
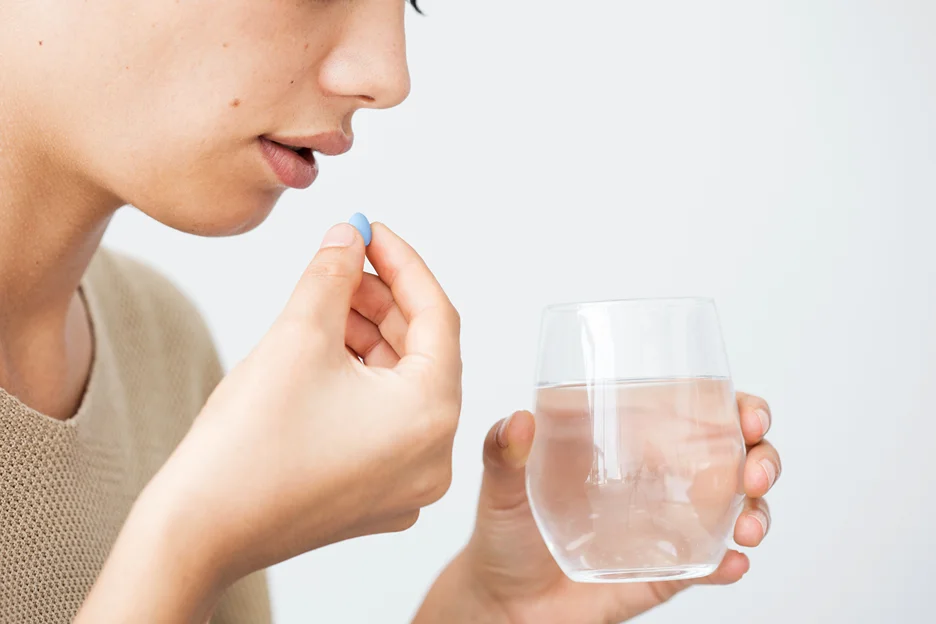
[734,514,766,547]
[494,416,510,449]
[738,394,771,442]
[367,221,392,243]
[320,222,364,250]
[508,410,535,441]
[483,417,514,470]
[740,407,766,444]
[745,452,780,498]
[505,410,535,461]
[744,460,771,498]
[730,550,751,577]
[486,411,535,471]
[712,550,750,584]
[743,467,762,498]
[361,222,388,264]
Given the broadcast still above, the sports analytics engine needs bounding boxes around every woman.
[0,1,781,622]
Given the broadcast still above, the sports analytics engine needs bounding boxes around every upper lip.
[264,131,353,156]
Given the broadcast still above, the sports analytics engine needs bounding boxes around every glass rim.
[542,296,716,313]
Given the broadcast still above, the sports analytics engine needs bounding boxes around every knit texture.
[0,247,270,623]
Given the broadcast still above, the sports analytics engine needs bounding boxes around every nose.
[318,0,412,110]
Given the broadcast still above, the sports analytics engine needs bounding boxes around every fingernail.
[750,509,769,535]
[759,458,777,488]
[755,408,771,436]
[320,223,357,248]
[348,212,372,246]
[495,415,513,449]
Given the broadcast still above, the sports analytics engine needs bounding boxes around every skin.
[0,1,781,622]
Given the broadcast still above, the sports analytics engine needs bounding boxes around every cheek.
[79,60,299,234]
[47,1,325,234]
[99,129,285,236]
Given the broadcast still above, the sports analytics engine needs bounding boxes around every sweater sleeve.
[212,569,273,624]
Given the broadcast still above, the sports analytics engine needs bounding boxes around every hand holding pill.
[97,215,462,608]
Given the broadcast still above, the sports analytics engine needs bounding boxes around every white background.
[103,1,936,622]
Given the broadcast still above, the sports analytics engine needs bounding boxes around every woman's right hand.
[77,221,462,622]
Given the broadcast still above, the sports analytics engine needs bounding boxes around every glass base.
[565,564,718,584]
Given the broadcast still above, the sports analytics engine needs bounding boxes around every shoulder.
[83,247,225,400]
[86,247,214,349]
[88,247,203,319]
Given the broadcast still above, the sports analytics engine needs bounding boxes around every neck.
[0,100,120,327]
[0,24,126,418]
[0,91,122,411]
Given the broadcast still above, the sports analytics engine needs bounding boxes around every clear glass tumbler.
[526,298,746,583]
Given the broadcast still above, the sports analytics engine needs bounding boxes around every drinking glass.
[526,298,746,583]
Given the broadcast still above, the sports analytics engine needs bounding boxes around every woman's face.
[5,0,411,235]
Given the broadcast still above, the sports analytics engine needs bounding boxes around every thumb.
[480,410,536,511]
[284,222,366,346]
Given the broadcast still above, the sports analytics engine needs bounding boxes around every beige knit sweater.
[0,247,271,623]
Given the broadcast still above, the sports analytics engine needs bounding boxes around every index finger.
[365,222,461,376]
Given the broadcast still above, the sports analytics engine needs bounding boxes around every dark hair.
[409,0,423,15]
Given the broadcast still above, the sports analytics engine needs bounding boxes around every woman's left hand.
[415,392,780,624]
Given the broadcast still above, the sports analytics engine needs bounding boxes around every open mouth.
[270,140,314,161]
[258,137,319,189]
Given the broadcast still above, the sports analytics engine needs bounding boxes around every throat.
[0,289,94,421]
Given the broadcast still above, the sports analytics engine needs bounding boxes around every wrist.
[76,477,230,623]
[414,552,510,624]
[133,480,232,588]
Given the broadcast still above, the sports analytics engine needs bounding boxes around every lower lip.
[258,137,318,189]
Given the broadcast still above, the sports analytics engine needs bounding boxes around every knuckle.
[412,461,453,506]
[449,305,462,332]
[304,259,352,282]
[387,511,420,533]
[408,407,458,452]
[431,399,462,440]
[403,423,456,506]
[383,256,419,290]
[434,464,454,500]
[270,316,306,344]
[409,377,462,431]
[270,318,322,357]
[372,295,397,325]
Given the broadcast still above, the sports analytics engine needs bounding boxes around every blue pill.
[348,212,372,246]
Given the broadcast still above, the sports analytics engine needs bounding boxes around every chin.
[144,186,285,237]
